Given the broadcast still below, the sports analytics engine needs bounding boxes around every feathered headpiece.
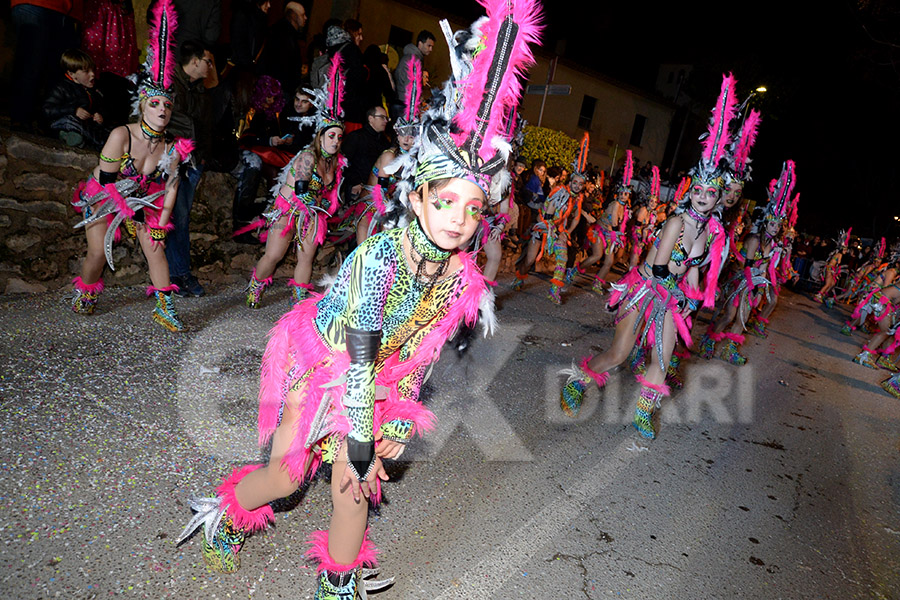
[877,237,886,260]
[674,176,690,203]
[617,149,634,193]
[762,160,796,223]
[650,165,660,201]
[787,193,800,230]
[836,228,852,249]
[727,108,761,185]
[381,0,542,218]
[571,132,590,180]
[394,56,423,138]
[409,0,542,198]
[299,54,345,133]
[689,73,738,193]
[133,0,178,111]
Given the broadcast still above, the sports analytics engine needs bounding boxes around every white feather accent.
[479,288,497,337]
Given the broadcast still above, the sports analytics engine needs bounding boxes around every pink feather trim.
[451,0,543,160]
[174,137,195,163]
[104,182,134,218]
[733,109,761,176]
[635,374,671,396]
[371,185,387,216]
[623,150,633,187]
[327,54,345,119]
[403,57,422,121]
[72,276,104,294]
[217,464,275,532]
[702,73,738,166]
[149,0,178,91]
[708,331,728,342]
[305,529,378,573]
[721,332,745,344]
[702,218,727,308]
[146,284,178,295]
[650,165,660,197]
[233,218,266,237]
[579,355,609,388]
[287,279,315,291]
[250,268,273,285]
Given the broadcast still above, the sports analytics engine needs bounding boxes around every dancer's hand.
[341,457,388,503]
[375,436,406,460]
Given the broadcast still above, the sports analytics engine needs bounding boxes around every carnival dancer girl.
[851,296,900,370]
[815,229,850,305]
[835,243,878,306]
[69,0,192,332]
[176,0,541,596]
[573,151,634,294]
[241,56,348,309]
[697,161,796,365]
[513,134,589,303]
[558,74,735,439]
[627,165,662,270]
[354,59,423,245]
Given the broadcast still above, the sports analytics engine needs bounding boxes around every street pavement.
[1,272,898,599]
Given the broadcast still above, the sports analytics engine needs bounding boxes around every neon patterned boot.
[71,276,104,314]
[549,280,563,305]
[511,272,526,291]
[148,285,184,332]
[881,373,900,398]
[697,332,720,360]
[564,266,577,286]
[813,292,824,303]
[666,349,689,390]
[559,356,609,418]
[307,530,393,600]
[591,276,606,294]
[877,354,900,372]
[632,376,670,440]
[176,465,275,574]
[718,333,747,366]
[748,317,768,338]
[288,280,315,306]
[245,270,272,309]
[840,322,855,336]
[852,346,878,369]
[825,297,834,309]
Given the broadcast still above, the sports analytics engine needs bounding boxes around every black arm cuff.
[294,179,309,197]
[377,176,391,187]
[346,438,375,481]
[99,170,117,185]
[651,264,670,278]
[346,327,381,364]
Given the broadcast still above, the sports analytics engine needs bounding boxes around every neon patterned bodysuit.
[256,220,489,482]
[587,197,628,254]
[261,149,346,248]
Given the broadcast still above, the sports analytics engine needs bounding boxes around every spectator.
[280,87,316,153]
[308,18,342,89]
[10,0,83,132]
[516,159,546,240]
[259,1,307,99]
[335,19,367,130]
[362,44,395,116]
[43,49,110,150]
[165,40,216,298]
[339,105,391,202]
[81,0,139,78]
[390,30,435,122]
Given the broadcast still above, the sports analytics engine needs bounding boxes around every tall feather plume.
[149,0,178,91]
[576,132,589,173]
[701,73,738,167]
[327,54,345,120]
[452,0,543,162]
[732,109,761,178]
[843,228,852,248]
[650,165,660,197]
[772,160,796,218]
[403,56,422,122]
[877,237,886,260]
[788,193,800,229]
[623,150,633,187]
[674,176,690,202]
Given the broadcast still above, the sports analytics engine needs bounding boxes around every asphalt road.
[1,273,898,599]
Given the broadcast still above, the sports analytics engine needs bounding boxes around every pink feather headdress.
[877,237,886,260]
[298,54,345,133]
[617,149,633,192]
[689,73,738,193]
[674,176,690,202]
[137,0,178,103]
[394,57,422,137]
[406,0,543,198]
[729,108,761,184]
[763,159,796,222]
[650,165,660,199]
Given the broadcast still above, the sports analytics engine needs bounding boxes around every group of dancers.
[60,0,894,596]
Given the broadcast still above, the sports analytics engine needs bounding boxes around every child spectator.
[43,49,110,149]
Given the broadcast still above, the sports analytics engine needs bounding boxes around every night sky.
[428,0,899,238]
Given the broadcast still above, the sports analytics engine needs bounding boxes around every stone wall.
[0,132,522,296]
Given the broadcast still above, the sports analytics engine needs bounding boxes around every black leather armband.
[651,264,670,279]
[346,438,375,481]
[346,326,382,364]
[377,176,391,187]
[99,170,117,185]
[294,179,309,197]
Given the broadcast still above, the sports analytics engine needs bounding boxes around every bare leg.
[293,217,320,285]
[137,227,172,289]
[581,239,605,269]
[327,447,369,565]
[596,251,616,282]
[254,215,293,280]
[80,220,109,283]
[356,212,373,246]
[585,305,641,375]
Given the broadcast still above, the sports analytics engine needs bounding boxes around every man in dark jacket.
[389,30,434,122]
[340,105,391,201]
[165,40,214,298]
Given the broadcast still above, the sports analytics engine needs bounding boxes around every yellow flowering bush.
[520,126,578,168]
